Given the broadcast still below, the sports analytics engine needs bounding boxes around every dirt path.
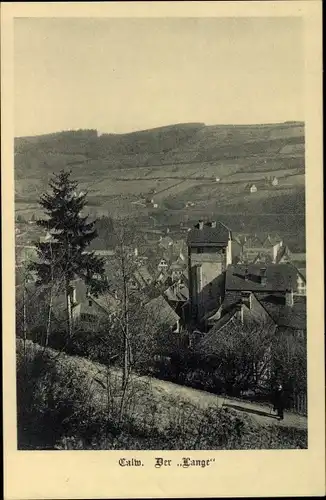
[145,376,307,430]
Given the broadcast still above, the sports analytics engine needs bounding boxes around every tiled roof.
[225,264,298,292]
[170,260,187,270]
[144,295,180,327]
[91,293,120,314]
[262,235,282,247]
[255,292,306,329]
[134,265,153,286]
[275,245,291,263]
[242,235,263,248]
[297,268,306,280]
[252,252,274,265]
[222,289,306,330]
[221,291,272,323]
[164,284,189,303]
[197,310,236,348]
[257,232,282,244]
[158,236,174,250]
[187,221,231,246]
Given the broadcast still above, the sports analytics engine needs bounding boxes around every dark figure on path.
[273,384,285,420]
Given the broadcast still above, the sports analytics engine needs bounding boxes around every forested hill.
[15,121,304,183]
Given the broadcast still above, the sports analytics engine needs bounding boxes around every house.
[49,278,121,329]
[78,292,120,328]
[159,236,174,251]
[133,265,153,289]
[164,281,189,323]
[215,177,220,183]
[154,270,170,286]
[225,263,303,296]
[276,247,306,269]
[241,233,283,264]
[170,260,186,282]
[164,281,189,305]
[157,258,169,271]
[248,184,257,193]
[144,295,180,333]
[193,264,306,353]
[187,220,232,323]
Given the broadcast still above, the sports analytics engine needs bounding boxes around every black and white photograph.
[2,2,324,498]
[12,14,310,452]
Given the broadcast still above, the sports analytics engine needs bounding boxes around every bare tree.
[196,319,276,396]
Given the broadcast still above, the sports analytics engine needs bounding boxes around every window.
[81,313,97,323]
[88,300,92,306]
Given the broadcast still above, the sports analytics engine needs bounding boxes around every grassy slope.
[17,339,307,450]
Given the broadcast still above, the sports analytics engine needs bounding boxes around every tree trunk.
[120,239,130,390]
[46,285,53,346]
[65,279,72,339]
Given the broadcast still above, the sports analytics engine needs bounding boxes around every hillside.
[17,339,307,450]
[14,121,305,251]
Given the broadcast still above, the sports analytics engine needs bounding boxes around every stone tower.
[187,220,232,324]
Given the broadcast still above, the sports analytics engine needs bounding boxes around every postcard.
[2,1,324,498]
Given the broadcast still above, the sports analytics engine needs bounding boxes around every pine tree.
[29,169,107,338]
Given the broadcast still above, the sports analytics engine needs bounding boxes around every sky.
[14,17,303,137]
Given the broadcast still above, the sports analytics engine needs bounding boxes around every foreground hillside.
[17,339,307,450]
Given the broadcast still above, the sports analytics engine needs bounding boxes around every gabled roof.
[158,236,174,250]
[90,293,120,315]
[187,221,231,246]
[144,295,180,327]
[262,235,275,248]
[275,245,291,263]
[225,264,299,292]
[242,235,263,248]
[255,292,306,330]
[221,291,272,324]
[134,265,153,286]
[252,252,274,265]
[257,232,283,245]
[297,268,306,280]
[164,284,189,303]
[170,260,187,271]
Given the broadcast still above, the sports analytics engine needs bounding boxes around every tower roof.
[187,221,231,246]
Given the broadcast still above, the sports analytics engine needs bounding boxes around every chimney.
[259,267,267,286]
[198,220,204,230]
[285,289,294,307]
[244,267,249,281]
[235,303,244,324]
[211,221,217,228]
[71,286,77,304]
[241,291,252,310]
